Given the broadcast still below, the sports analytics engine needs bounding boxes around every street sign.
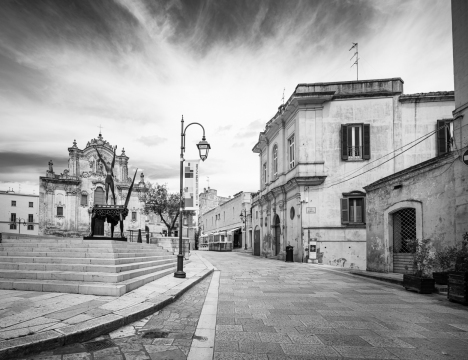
[463,149,468,166]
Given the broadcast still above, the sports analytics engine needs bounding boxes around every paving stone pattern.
[200,252,468,360]
[12,251,468,360]
[14,274,212,360]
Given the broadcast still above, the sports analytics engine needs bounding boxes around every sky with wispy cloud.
[0,0,453,197]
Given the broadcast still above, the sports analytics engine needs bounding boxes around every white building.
[200,191,252,249]
[0,191,39,235]
[251,78,454,267]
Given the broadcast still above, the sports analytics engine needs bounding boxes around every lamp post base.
[174,254,186,278]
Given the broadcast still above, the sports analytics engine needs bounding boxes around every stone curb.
[0,267,214,360]
[349,271,403,286]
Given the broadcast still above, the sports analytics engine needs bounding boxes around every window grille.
[393,208,416,253]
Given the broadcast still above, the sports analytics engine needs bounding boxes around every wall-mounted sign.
[306,207,316,214]
[462,149,468,166]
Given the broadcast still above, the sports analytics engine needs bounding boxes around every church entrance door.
[94,218,105,236]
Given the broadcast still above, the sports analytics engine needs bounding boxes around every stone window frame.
[383,200,423,273]
[341,191,366,227]
[29,202,33,208]
[11,200,16,207]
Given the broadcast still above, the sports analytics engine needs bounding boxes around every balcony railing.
[348,146,362,159]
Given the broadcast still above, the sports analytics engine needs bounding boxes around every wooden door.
[254,228,260,256]
[274,215,280,256]
[94,217,104,236]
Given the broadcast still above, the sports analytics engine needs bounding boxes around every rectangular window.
[437,119,454,156]
[341,195,365,224]
[11,201,16,207]
[29,202,33,208]
[57,207,63,216]
[288,135,295,169]
[10,224,16,230]
[11,213,16,222]
[81,194,88,206]
[341,124,370,161]
[28,214,33,223]
[27,225,34,230]
[256,211,258,219]
[263,163,267,184]
[132,212,137,221]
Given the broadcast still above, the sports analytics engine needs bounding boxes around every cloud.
[137,135,168,147]
[0,0,454,198]
[0,151,68,182]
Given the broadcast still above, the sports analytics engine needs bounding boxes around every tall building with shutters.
[364,0,468,274]
[251,78,454,267]
[38,133,146,237]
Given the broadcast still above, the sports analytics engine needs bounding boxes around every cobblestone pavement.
[199,251,468,360]
[16,273,212,360]
[15,252,468,360]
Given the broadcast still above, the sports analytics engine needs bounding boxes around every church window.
[29,202,33,207]
[11,201,16,207]
[132,212,137,221]
[81,193,88,206]
[94,188,105,205]
[57,207,63,216]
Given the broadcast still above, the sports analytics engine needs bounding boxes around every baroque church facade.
[39,133,146,237]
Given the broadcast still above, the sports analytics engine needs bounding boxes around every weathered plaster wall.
[366,155,458,272]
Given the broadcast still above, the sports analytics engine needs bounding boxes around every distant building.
[199,191,252,249]
[199,188,229,216]
[252,78,454,266]
[0,190,39,235]
[364,1,468,273]
[38,133,146,237]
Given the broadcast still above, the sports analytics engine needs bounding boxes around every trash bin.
[285,245,294,262]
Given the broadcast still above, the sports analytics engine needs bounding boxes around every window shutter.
[341,198,349,224]
[362,197,366,223]
[341,125,348,160]
[363,124,371,160]
[437,119,448,156]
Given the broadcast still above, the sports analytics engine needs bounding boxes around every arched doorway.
[392,208,416,274]
[274,214,281,256]
[254,226,260,256]
[93,187,105,236]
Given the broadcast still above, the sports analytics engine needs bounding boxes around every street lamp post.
[10,217,27,235]
[239,209,248,250]
[174,115,211,279]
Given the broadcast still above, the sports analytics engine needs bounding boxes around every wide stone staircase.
[0,237,181,296]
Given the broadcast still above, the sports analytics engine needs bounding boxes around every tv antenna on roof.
[349,42,359,80]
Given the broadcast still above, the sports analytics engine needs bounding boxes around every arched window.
[94,188,105,205]
[273,145,278,179]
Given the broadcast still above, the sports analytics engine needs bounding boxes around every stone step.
[1,239,158,246]
[0,247,169,255]
[0,257,176,273]
[0,261,177,283]
[0,241,165,250]
[0,265,178,296]
[0,255,175,265]
[0,251,172,259]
